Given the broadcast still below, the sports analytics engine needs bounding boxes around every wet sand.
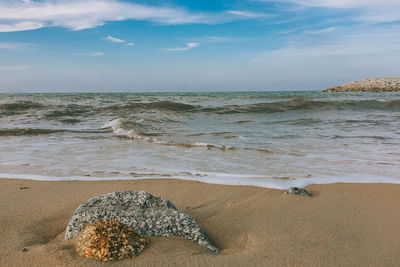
[1,178,400,266]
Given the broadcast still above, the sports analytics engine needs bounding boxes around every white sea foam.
[101,117,157,142]
[2,172,400,190]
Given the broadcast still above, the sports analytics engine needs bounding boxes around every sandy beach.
[0,178,399,266]
[2,1,400,266]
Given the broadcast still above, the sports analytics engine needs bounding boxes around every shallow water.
[0,91,399,188]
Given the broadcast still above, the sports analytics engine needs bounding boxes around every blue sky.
[1,0,400,92]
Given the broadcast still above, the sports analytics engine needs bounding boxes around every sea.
[0,91,399,189]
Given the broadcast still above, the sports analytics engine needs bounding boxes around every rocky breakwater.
[323,77,400,92]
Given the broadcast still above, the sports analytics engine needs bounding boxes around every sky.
[0,0,400,92]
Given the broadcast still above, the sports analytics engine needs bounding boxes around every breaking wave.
[101,117,158,142]
[101,117,274,153]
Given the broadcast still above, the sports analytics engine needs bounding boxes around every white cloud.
[0,21,43,32]
[166,42,199,51]
[0,0,220,32]
[105,36,135,47]
[187,43,199,48]
[303,26,336,34]
[105,36,125,43]
[0,64,29,71]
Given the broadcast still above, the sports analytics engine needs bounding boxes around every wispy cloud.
[105,36,135,46]
[0,42,24,50]
[105,36,125,43]
[0,64,29,71]
[279,0,398,9]
[0,21,43,32]
[75,51,104,56]
[303,26,336,34]
[166,42,199,51]
[202,36,234,42]
[259,0,400,23]
[193,36,249,43]
[227,10,270,18]
[0,0,232,33]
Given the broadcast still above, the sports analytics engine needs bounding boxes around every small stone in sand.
[285,187,313,197]
[19,187,28,190]
[76,218,148,261]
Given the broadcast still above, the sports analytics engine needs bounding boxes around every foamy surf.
[2,172,400,190]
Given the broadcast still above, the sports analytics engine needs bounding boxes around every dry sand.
[1,178,400,266]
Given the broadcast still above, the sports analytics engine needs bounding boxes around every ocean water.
[0,91,399,189]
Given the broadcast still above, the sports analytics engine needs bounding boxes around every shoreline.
[1,173,400,190]
[1,178,400,266]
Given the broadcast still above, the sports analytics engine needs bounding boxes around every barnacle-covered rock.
[284,187,313,197]
[65,191,219,253]
[76,218,148,261]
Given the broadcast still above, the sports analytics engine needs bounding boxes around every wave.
[102,101,198,112]
[187,132,237,138]
[0,128,66,136]
[331,135,392,140]
[44,104,92,119]
[101,117,158,142]
[2,98,399,121]
[267,118,323,125]
[61,118,82,124]
[165,141,274,153]
[98,98,400,115]
[102,118,274,153]
[0,100,43,114]
[0,128,105,136]
[205,98,400,114]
